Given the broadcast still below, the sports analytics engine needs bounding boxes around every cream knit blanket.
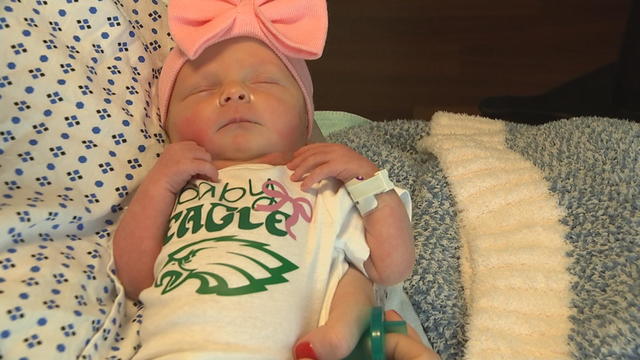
[419,112,574,359]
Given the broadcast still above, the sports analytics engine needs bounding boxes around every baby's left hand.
[287,143,379,191]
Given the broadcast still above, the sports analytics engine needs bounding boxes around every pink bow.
[168,0,328,60]
[254,180,313,240]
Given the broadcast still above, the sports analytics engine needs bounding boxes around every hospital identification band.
[345,169,395,215]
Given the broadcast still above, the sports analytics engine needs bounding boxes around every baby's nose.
[219,85,251,106]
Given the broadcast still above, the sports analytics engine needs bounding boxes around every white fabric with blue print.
[0,1,172,358]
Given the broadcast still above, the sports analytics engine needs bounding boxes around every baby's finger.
[289,152,330,181]
[178,157,216,179]
[191,148,212,162]
[286,154,305,172]
[289,145,316,166]
[293,142,327,157]
[181,142,212,162]
[192,160,219,182]
[300,163,336,191]
[164,141,212,162]
[384,309,403,321]
[288,144,326,169]
[384,310,420,340]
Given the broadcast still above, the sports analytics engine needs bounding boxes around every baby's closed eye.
[185,84,222,99]
[252,75,281,85]
[187,76,223,95]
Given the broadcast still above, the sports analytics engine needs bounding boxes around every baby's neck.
[212,152,293,170]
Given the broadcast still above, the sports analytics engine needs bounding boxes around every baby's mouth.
[219,117,257,130]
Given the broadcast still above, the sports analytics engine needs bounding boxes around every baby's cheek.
[171,114,210,146]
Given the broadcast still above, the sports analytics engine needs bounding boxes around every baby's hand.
[146,141,218,195]
[287,143,379,191]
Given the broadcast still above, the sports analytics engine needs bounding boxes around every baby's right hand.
[146,141,218,195]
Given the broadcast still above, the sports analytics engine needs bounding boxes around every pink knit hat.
[158,0,328,137]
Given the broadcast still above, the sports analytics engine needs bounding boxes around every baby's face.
[166,37,307,166]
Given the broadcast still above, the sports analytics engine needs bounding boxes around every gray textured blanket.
[328,115,639,360]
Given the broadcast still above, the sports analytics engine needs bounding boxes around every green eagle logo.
[155,236,298,296]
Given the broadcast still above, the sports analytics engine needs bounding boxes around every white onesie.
[135,164,381,359]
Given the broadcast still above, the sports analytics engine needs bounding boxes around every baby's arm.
[287,144,415,286]
[113,141,218,300]
[358,183,414,285]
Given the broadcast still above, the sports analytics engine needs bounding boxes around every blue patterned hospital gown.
[0,1,172,358]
